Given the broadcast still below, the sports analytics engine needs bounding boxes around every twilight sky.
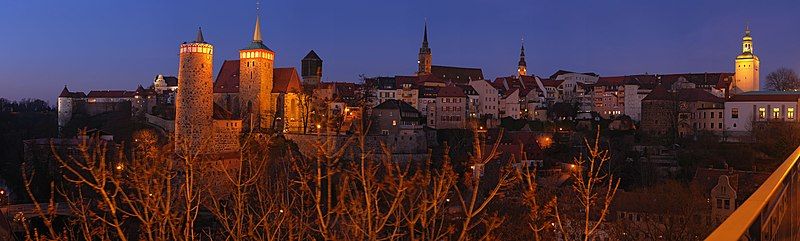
[1,0,799,102]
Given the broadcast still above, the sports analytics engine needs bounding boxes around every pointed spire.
[520,37,526,57]
[744,23,751,37]
[195,27,205,43]
[59,85,71,97]
[253,16,262,42]
[422,19,429,48]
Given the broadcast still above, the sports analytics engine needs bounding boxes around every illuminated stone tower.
[518,39,527,77]
[733,25,760,92]
[417,21,432,76]
[239,15,275,131]
[175,28,214,155]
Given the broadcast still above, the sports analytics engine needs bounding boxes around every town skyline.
[2,1,799,102]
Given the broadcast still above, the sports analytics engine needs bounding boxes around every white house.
[724,91,800,139]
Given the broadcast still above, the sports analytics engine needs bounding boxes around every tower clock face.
[680,102,688,110]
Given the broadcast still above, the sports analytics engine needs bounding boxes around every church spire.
[518,38,527,76]
[195,27,205,43]
[422,20,429,49]
[253,16,263,42]
[417,19,432,76]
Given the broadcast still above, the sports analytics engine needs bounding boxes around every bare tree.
[766,67,800,91]
[555,130,620,241]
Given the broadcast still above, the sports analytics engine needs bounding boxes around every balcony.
[706,146,800,240]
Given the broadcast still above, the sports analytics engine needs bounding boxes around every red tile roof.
[272,67,302,93]
[437,84,467,98]
[596,76,627,87]
[87,90,135,98]
[212,60,302,94]
[214,60,240,93]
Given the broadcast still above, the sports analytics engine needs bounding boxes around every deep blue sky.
[2,1,799,102]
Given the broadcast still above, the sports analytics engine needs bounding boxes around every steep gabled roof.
[212,60,302,94]
[374,99,421,115]
[214,60,240,93]
[273,67,302,93]
[642,84,673,101]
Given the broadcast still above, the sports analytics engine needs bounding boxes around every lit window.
[789,107,795,119]
[758,107,766,119]
[773,107,781,119]
[731,108,739,119]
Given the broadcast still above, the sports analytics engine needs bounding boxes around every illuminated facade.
[239,16,276,131]
[175,28,215,155]
[733,26,760,93]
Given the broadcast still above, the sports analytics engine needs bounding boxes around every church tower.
[239,15,275,131]
[518,39,527,77]
[301,50,322,86]
[417,21,432,76]
[175,28,214,155]
[733,25,760,92]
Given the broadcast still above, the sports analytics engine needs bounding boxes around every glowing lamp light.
[115,163,124,171]
[316,124,322,129]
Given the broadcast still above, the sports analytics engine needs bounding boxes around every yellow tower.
[518,39,527,77]
[175,28,214,155]
[734,26,760,92]
[239,16,275,131]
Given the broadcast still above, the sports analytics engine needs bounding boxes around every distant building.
[431,85,467,129]
[594,76,625,118]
